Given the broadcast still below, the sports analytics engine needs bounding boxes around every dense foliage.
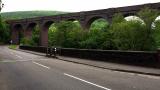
[0,15,10,44]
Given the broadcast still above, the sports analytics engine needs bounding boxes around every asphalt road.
[0,46,160,90]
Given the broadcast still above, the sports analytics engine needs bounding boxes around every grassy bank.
[8,45,18,50]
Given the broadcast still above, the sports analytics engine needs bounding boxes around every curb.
[16,49,160,77]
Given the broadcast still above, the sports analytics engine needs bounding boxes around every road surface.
[0,46,160,90]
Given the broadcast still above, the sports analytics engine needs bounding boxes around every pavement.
[0,45,160,90]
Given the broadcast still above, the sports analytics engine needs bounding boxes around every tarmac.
[17,49,160,76]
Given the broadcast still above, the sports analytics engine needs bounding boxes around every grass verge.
[8,45,18,50]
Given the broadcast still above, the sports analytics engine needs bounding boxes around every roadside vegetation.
[0,16,10,44]
[8,45,18,50]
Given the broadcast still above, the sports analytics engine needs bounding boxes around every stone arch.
[43,21,54,28]
[85,16,109,30]
[25,22,37,38]
[12,24,23,44]
[152,15,160,29]
[65,18,82,29]
[66,18,77,21]
[27,22,37,28]
[154,16,160,21]
[123,12,136,17]
[124,15,145,24]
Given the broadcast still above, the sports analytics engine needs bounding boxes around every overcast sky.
[1,0,160,12]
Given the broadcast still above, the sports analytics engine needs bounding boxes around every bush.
[153,20,160,48]
[0,15,10,43]
[20,37,32,46]
[111,20,150,50]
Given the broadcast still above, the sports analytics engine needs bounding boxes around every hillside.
[0,11,67,20]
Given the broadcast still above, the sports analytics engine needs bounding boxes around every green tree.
[137,7,159,50]
[0,15,10,44]
[30,26,40,46]
[49,21,85,48]
[109,8,159,51]
[153,20,160,48]
[111,20,147,50]
[48,24,57,46]
[90,18,109,32]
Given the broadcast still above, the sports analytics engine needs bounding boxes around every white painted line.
[15,55,23,59]
[33,61,50,69]
[64,73,111,90]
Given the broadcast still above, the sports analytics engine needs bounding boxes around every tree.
[0,15,10,44]
[0,0,9,44]
[109,8,159,51]
[137,7,159,50]
[153,20,160,48]
[111,20,147,50]
[49,21,85,48]
[90,18,109,32]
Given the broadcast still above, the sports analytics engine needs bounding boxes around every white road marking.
[15,55,23,59]
[64,73,111,90]
[33,61,50,69]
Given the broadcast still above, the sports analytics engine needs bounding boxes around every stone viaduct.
[6,2,160,46]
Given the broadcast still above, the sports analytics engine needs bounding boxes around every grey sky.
[2,0,160,12]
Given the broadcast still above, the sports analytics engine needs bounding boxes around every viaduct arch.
[6,2,160,46]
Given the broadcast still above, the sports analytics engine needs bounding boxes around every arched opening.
[155,16,160,21]
[80,18,110,49]
[48,23,57,47]
[125,16,145,24]
[48,19,83,48]
[12,24,23,44]
[123,13,135,18]
[86,17,109,30]
[89,18,109,31]
[30,25,40,46]
[21,23,40,46]
[152,16,160,47]
[152,16,160,29]
[25,23,37,38]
